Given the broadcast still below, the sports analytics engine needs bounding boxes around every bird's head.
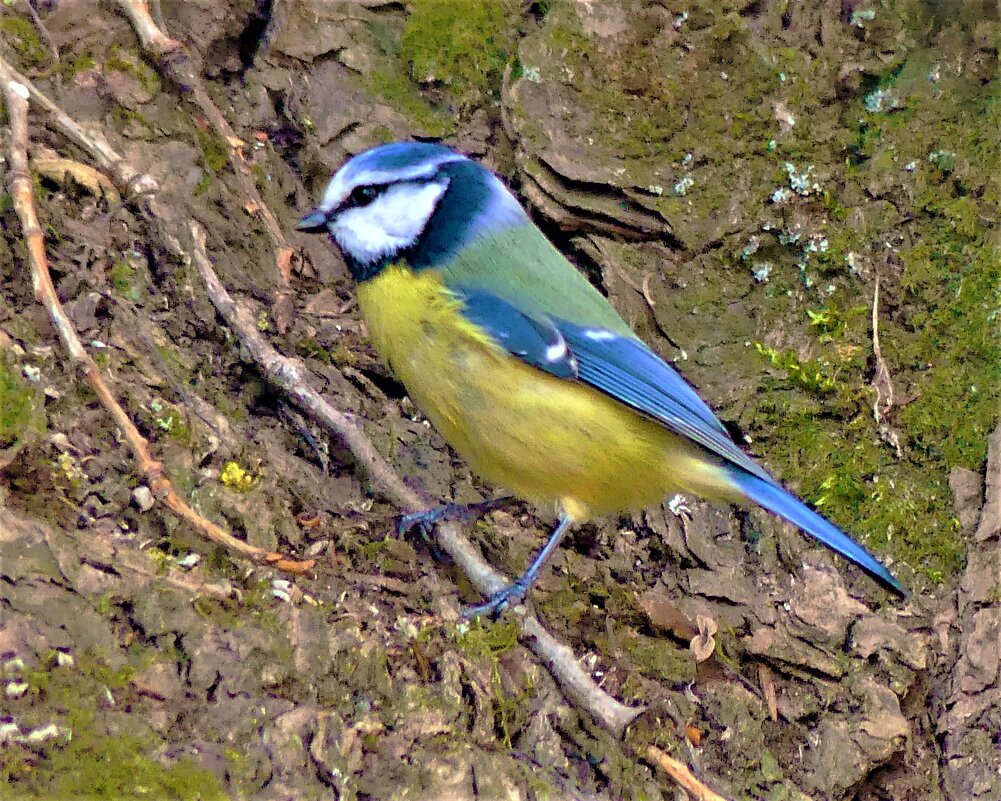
[297,141,528,281]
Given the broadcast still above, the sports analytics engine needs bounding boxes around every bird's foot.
[461,514,574,619]
[462,580,529,620]
[395,497,512,539]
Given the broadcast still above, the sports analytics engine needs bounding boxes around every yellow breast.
[356,263,718,520]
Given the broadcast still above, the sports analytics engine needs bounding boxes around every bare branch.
[871,275,902,457]
[116,0,296,326]
[645,745,732,801]
[189,220,643,738]
[0,64,313,577]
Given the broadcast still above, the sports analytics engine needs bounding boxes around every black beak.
[296,209,329,232]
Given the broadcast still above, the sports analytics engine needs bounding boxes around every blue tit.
[297,141,904,614]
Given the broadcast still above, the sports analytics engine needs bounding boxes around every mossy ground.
[1,653,227,801]
[361,0,524,134]
[0,1,996,799]
[512,0,998,586]
[0,15,49,70]
[738,40,999,584]
[0,356,41,452]
[401,0,521,114]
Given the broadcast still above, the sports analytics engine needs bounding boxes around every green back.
[439,224,634,336]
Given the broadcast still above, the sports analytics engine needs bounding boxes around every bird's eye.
[349,185,380,207]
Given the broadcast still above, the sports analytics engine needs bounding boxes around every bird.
[297,141,905,615]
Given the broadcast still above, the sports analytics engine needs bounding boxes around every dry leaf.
[689,614,718,662]
[32,146,120,203]
[638,588,697,639]
[758,663,779,722]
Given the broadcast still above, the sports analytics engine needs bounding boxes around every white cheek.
[333,181,447,265]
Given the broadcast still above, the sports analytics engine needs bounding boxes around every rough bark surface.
[0,2,998,799]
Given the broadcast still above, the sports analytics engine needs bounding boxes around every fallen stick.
[116,0,295,324]
[0,67,312,576]
[0,55,157,199]
[188,220,643,738]
[644,745,732,801]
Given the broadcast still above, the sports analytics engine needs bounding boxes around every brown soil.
[1,2,998,800]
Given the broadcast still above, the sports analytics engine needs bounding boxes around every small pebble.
[132,485,155,512]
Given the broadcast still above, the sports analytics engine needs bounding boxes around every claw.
[462,580,529,619]
[394,497,513,539]
[395,507,449,538]
[463,515,574,619]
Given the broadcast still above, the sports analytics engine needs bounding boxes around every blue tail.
[727,469,906,596]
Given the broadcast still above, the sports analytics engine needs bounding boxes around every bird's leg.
[464,515,574,619]
[395,496,514,538]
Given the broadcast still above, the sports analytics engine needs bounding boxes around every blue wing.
[555,318,772,482]
[454,287,905,596]
[456,289,577,379]
[456,285,769,480]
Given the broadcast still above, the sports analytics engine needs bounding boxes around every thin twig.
[871,275,893,422]
[0,54,158,198]
[116,0,295,324]
[641,272,657,310]
[23,0,59,64]
[0,69,313,576]
[871,275,902,457]
[189,220,643,738]
[6,40,729,799]
[644,745,732,801]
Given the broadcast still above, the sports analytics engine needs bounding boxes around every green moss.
[369,124,396,144]
[492,660,533,748]
[735,39,1000,586]
[195,174,213,197]
[366,67,454,138]
[532,3,778,166]
[62,51,97,78]
[2,653,227,800]
[454,618,519,661]
[755,342,838,394]
[616,630,695,684]
[355,0,524,135]
[298,338,360,368]
[196,128,229,174]
[146,399,191,443]
[400,0,521,113]
[191,123,230,193]
[0,357,42,452]
[0,16,48,70]
[893,236,1000,470]
[107,259,141,301]
[749,328,974,586]
[453,620,531,748]
[106,47,161,94]
[109,105,154,131]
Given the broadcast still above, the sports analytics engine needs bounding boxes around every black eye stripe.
[347,184,381,207]
[331,184,386,213]
[345,176,444,209]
